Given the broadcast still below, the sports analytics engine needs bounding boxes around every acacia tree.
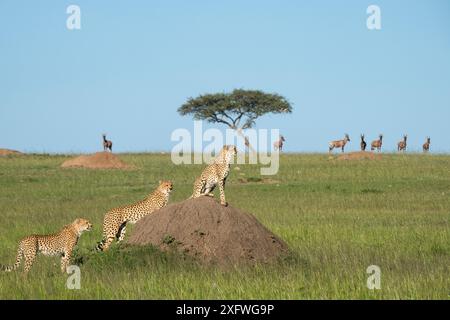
[178,89,292,151]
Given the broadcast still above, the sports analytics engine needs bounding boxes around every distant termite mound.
[0,149,23,156]
[337,151,382,161]
[61,152,131,169]
[127,196,289,267]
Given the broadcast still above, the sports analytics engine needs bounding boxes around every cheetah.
[96,180,173,251]
[191,145,237,206]
[2,218,92,274]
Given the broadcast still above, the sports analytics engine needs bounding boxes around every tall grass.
[0,153,449,299]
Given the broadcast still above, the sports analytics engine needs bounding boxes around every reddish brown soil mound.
[127,196,289,267]
[337,151,382,161]
[61,152,131,169]
[0,149,22,156]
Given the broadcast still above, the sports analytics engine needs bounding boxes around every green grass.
[0,153,449,299]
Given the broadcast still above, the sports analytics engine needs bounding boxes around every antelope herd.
[328,134,431,153]
[99,132,431,154]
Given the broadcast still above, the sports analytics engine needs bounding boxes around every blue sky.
[1,0,449,153]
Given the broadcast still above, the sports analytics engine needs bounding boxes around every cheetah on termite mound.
[96,181,173,251]
[191,145,237,207]
[2,218,92,273]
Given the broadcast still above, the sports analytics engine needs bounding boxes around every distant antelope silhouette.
[371,134,383,152]
[273,135,286,151]
[360,134,367,151]
[423,137,431,152]
[102,134,113,152]
[329,134,350,153]
[397,135,407,152]
[244,136,250,148]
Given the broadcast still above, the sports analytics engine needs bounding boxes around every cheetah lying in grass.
[191,145,237,206]
[2,218,92,273]
[96,180,173,251]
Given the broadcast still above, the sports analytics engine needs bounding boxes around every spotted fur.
[191,145,237,206]
[96,181,173,251]
[2,218,92,273]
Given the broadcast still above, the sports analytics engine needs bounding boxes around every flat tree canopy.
[178,89,292,130]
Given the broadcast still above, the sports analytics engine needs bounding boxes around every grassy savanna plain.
[0,153,449,299]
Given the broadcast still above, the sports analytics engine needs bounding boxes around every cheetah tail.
[2,246,23,272]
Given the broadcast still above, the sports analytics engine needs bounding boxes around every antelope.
[360,134,367,151]
[328,134,350,153]
[397,135,407,152]
[371,134,383,152]
[244,136,250,148]
[423,137,431,152]
[102,134,113,152]
[273,135,286,151]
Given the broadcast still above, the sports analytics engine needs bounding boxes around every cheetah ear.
[159,180,162,184]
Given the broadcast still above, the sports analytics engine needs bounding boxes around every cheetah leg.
[23,248,36,274]
[97,230,116,251]
[191,178,203,198]
[117,223,127,242]
[97,215,122,251]
[60,251,71,273]
[218,179,227,206]
[99,237,115,251]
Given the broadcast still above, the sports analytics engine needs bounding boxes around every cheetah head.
[158,180,173,195]
[222,145,237,155]
[221,145,237,162]
[73,218,93,234]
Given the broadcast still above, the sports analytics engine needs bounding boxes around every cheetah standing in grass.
[96,181,173,251]
[191,145,237,206]
[2,218,92,273]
